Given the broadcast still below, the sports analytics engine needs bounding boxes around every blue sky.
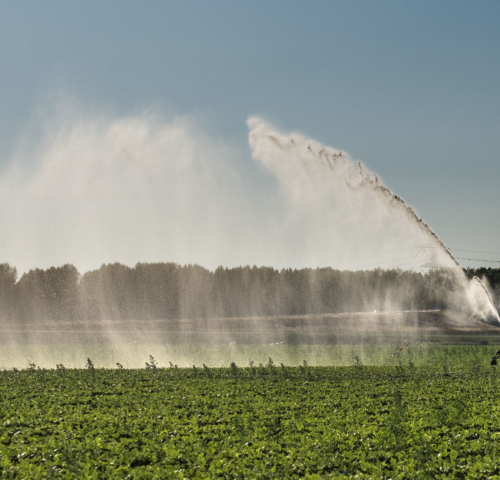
[1,1,500,271]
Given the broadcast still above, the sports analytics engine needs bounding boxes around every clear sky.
[1,1,499,272]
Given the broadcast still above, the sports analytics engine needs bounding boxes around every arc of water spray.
[248,117,499,324]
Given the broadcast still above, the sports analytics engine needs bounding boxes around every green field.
[1,345,500,478]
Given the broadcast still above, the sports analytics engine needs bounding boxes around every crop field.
[1,346,500,478]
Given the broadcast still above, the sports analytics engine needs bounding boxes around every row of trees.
[0,262,498,323]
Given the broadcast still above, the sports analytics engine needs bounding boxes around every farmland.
[1,345,500,478]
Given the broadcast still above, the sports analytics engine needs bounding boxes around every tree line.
[0,262,498,323]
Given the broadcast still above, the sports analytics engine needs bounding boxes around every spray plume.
[0,104,497,324]
[248,116,499,324]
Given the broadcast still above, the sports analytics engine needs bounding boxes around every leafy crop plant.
[0,357,499,477]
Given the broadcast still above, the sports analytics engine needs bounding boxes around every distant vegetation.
[0,262,498,323]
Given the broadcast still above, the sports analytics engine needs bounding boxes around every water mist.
[247,116,499,325]
[0,105,498,369]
